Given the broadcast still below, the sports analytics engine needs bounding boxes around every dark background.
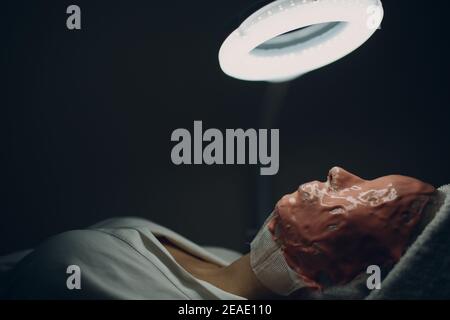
[1,0,449,255]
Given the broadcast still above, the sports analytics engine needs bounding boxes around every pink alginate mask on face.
[250,167,436,295]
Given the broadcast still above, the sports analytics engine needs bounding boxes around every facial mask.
[250,167,436,295]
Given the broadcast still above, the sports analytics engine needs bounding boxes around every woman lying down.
[1,167,449,300]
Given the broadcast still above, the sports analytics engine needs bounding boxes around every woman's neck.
[191,253,277,299]
[158,237,275,299]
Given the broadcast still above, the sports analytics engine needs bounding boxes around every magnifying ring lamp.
[219,0,384,82]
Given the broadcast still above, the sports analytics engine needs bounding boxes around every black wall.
[2,0,449,255]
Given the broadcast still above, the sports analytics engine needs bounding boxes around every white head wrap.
[250,211,307,296]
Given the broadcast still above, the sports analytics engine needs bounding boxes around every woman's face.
[269,167,435,288]
[291,167,421,213]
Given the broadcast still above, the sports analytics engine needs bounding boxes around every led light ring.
[219,0,384,82]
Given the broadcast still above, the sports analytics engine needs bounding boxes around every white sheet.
[1,217,245,300]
